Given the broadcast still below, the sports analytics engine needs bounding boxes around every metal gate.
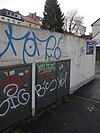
[35,60,70,110]
[35,62,57,110]
[0,64,32,132]
[56,60,70,99]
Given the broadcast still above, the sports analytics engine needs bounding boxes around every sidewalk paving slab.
[17,95,100,133]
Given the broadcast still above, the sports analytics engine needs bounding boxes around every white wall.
[0,21,95,94]
[92,19,100,38]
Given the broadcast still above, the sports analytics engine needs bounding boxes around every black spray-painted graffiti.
[0,83,30,116]
[0,24,62,64]
[35,72,67,98]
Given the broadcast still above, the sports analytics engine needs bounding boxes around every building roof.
[1,8,21,15]
[81,34,92,40]
[0,8,23,21]
[0,8,42,26]
[91,18,100,26]
[22,15,41,26]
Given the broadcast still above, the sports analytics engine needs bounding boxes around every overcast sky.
[0,0,99,34]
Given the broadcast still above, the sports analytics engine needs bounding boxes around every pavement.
[74,73,100,101]
[15,67,100,133]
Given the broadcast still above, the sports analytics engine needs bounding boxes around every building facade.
[91,18,100,64]
[0,8,42,29]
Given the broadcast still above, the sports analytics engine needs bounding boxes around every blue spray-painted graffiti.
[0,24,62,64]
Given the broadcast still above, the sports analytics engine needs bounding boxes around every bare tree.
[63,9,84,35]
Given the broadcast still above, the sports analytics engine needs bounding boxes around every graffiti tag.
[37,62,56,74]
[0,83,30,116]
[35,72,68,98]
[0,24,62,64]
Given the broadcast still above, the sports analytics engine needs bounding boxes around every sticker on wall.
[59,64,64,70]
[18,72,24,76]
[9,70,15,76]
[86,40,94,55]
[4,71,8,77]
[25,69,29,75]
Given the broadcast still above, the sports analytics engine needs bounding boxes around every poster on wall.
[86,40,94,55]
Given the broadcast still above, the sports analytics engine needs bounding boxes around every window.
[12,20,15,23]
[8,11,10,15]
[18,21,21,24]
[12,12,14,16]
[15,14,18,18]
[7,19,10,22]
[1,17,5,20]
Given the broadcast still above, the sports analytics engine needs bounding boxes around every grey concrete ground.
[18,95,100,133]
[15,66,100,133]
